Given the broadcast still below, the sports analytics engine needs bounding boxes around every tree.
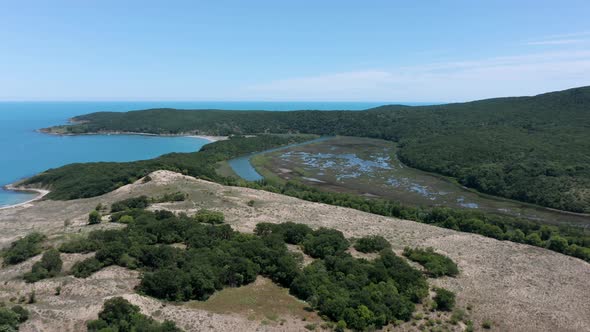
[302,228,349,258]
[547,235,569,253]
[24,249,63,283]
[354,235,391,253]
[525,232,543,246]
[118,215,134,224]
[88,210,101,225]
[433,287,455,311]
[72,258,103,278]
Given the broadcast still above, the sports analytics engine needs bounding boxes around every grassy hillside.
[45,86,590,212]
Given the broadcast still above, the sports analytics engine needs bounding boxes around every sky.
[1,0,590,102]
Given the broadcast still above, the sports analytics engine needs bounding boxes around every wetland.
[248,136,590,228]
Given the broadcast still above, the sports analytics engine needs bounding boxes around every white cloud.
[244,51,590,102]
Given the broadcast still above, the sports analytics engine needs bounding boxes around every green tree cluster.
[87,297,181,332]
[58,208,453,330]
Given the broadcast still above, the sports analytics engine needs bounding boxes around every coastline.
[38,129,229,142]
[0,184,50,210]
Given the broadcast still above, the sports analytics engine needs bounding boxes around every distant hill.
[43,86,590,212]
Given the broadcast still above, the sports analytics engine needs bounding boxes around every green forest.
[45,86,590,213]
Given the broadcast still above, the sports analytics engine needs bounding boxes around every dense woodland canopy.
[47,86,590,213]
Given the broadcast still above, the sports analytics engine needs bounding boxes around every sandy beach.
[185,135,229,142]
[0,185,50,210]
[39,128,230,143]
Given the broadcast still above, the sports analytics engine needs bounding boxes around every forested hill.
[44,86,590,212]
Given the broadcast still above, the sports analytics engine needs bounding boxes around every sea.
[0,101,395,207]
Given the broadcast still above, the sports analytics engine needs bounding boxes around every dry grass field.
[0,171,588,331]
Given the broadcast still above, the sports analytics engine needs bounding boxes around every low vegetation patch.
[403,247,459,277]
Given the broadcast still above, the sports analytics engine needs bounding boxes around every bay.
[0,101,391,207]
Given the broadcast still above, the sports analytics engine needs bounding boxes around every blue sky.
[1,0,590,102]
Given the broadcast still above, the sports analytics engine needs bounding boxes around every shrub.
[9,306,29,323]
[24,249,63,283]
[110,196,150,212]
[59,237,97,253]
[547,235,569,253]
[2,232,46,265]
[433,287,455,311]
[302,228,349,258]
[255,222,313,244]
[88,210,101,225]
[153,191,187,203]
[72,258,103,278]
[0,306,26,331]
[118,215,134,224]
[403,247,459,277]
[194,209,225,224]
[87,297,181,332]
[354,235,391,253]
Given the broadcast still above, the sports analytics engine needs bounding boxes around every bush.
[59,237,97,253]
[2,233,46,265]
[153,191,187,203]
[72,258,103,278]
[254,222,313,244]
[194,209,225,224]
[302,228,349,258]
[354,235,391,253]
[0,306,24,331]
[547,235,569,253]
[433,287,455,311]
[118,215,134,224]
[87,297,181,332]
[24,249,63,283]
[88,210,101,224]
[403,247,459,277]
[0,306,28,330]
[110,196,150,212]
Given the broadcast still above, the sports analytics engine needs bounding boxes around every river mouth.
[231,136,590,228]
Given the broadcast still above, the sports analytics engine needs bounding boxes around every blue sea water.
[0,101,393,207]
